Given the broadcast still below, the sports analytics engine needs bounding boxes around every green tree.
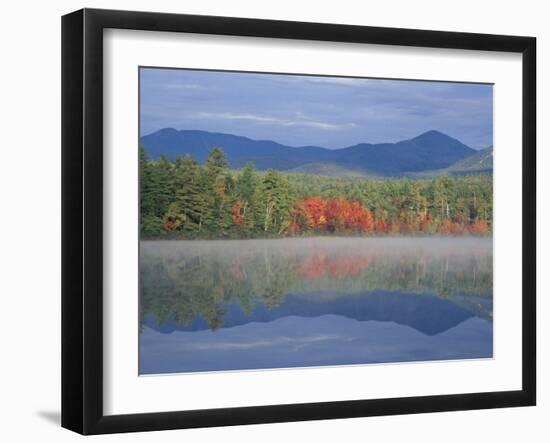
[139,145,154,221]
[166,155,207,233]
[432,176,453,221]
[204,147,228,177]
[235,163,259,233]
[256,170,293,234]
[202,148,232,235]
[150,155,175,218]
[140,147,172,235]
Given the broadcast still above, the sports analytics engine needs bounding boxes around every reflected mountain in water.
[147,290,490,336]
[139,237,493,374]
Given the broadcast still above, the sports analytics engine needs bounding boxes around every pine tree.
[140,147,171,235]
[139,146,154,222]
[256,170,293,234]
[202,148,231,235]
[150,155,175,218]
[235,163,259,233]
[204,147,228,177]
[166,155,206,233]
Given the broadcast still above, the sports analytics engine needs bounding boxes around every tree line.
[140,146,492,239]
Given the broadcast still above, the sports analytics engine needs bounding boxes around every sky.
[140,68,493,150]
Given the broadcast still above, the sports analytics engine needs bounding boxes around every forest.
[140,146,492,239]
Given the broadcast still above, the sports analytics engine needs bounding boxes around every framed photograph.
[62,8,536,435]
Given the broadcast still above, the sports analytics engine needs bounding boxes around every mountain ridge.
[140,128,482,176]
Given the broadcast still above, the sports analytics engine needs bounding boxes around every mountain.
[140,128,477,176]
[289,162,372,177]
[408,146,493,178]
[446,146,493,173]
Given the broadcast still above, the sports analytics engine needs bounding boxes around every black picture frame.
[62,8,536,435]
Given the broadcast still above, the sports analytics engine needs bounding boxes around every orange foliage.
[287,204,491,237]
[302,197,327,229]
[290,197,373,234]
[231,201,245,225]
[374,219,388,233]
[325,198,373,233]
[163,219,174,231]
[469,219,489,235]
[438,219,466,235]
[289,199,312,232]
[231,192,490,237]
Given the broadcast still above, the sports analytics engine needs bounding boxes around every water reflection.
[139,237,492,374]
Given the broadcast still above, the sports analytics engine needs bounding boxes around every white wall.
[0,0,546,441]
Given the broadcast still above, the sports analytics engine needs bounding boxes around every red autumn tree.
[348,201,374,232]
[231,201,245,225]
[302,196,327,229]
[325,198,373,233]
[469,219,489,235]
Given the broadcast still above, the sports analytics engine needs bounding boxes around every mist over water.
[139,237,493,374]
[141,236,492,258]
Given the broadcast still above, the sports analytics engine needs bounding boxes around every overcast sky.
[140,68,493,150]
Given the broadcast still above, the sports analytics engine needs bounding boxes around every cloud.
[196,112,355,130]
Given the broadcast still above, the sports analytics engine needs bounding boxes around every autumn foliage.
[326,198,374,232]
[287,196,489,237]
[231,201,245,225]
[289,197,373,234]
[142,147,492,239]
[469,219,489,235]
[437,219,464,235]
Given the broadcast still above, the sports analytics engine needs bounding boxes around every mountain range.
[140,128,492,177]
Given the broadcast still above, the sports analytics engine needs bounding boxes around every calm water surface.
[139,237,492,374]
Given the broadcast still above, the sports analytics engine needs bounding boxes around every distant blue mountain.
[140,128,476,176]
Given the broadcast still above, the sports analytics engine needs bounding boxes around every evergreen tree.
[140,146,167,235]
[235,163,259,233]
[139,145,154,220]
[256,170,293,234]
[150,155,175,218]
[202,148,232,234]
[204,147,228,177]
[166,155,205,233]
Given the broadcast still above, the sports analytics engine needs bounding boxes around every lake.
[139,237,493,374]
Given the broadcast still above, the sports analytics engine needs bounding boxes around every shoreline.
[140,233,492,242]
